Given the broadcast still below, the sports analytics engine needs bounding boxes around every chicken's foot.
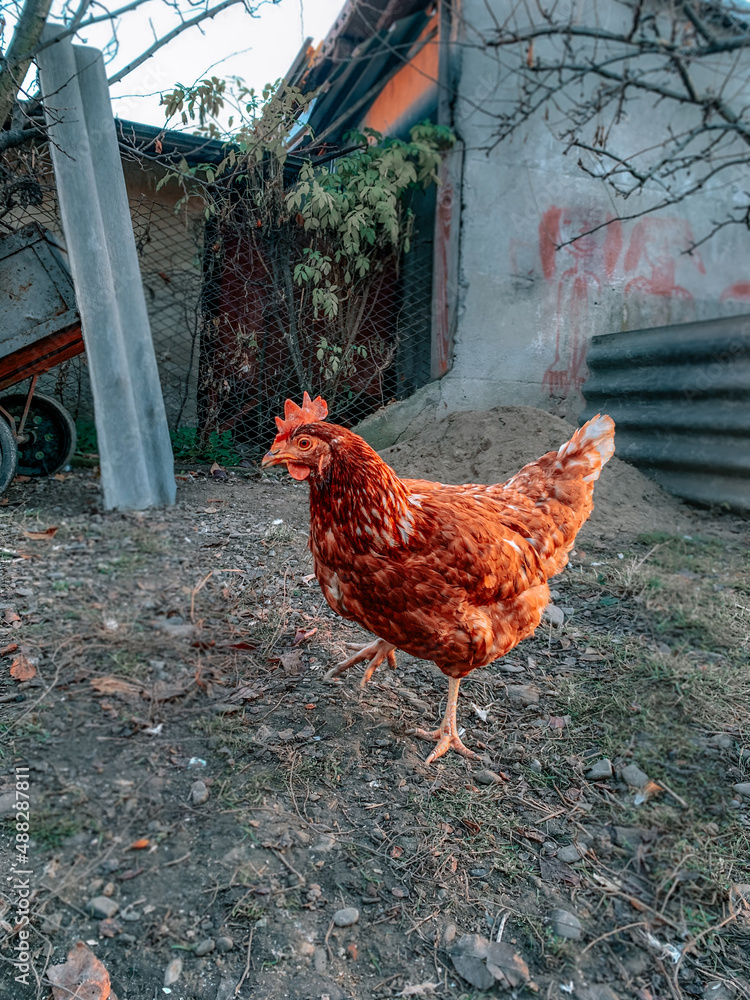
[324,638,397,687]
[415,676,480,764]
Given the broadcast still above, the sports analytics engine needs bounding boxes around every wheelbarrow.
[0,224,83,496]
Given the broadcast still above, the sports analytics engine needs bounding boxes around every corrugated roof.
[286,0,437,149]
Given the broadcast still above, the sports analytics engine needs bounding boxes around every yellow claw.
[414,676,480,763]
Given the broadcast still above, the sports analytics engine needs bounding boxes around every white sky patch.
[9,0,343,128]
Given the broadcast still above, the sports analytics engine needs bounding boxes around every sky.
[34,0,345,128]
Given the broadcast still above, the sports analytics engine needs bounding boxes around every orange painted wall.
[362,14,439,135]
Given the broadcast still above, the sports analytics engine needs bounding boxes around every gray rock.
[215,977,236,1000]
[547,908,582,940]
[190,780,209,805]
[332,907,359,927]
[507,684,540,706]
[557,844,583,864]
[708,734,733,749]
[215,936,233,954]
[620,764,649,788]
[41,911,64,934]
[0,792,18,818]
[313,946,327,974]
[544,604,565,627]
[529,758,543,774]
[195,938,215,957]
[86,896,119,919]
[164,956,182,986]
[612,826,646,850]
[577,986,621,1000]
[586,759,613,780]
[475,769,504,785]
[703,983,734,1000]
[732,782,750,797]
[313,833,337,852]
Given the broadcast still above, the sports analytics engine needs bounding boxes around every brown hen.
[262,394,614,763]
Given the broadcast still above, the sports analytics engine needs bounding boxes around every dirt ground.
[0,405,748,1000]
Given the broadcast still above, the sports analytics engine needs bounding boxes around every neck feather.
[308,428,417,551]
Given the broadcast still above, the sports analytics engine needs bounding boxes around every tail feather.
[556,414,615,483]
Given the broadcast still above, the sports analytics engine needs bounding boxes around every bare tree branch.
[0,0,53,128]
[470,0,750,245]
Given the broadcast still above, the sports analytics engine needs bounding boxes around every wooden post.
[431,0,463,379]
[431,141,463,379]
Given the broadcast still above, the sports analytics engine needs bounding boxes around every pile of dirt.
[380,404,693,539]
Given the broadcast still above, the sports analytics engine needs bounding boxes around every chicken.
[262,393,615,764]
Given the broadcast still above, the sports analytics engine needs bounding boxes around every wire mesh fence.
[1,138,435,463]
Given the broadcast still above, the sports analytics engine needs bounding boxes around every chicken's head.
[262,393,331,481]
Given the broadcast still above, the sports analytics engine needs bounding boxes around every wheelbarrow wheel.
[0,414,18,496]
[0,392,77,477]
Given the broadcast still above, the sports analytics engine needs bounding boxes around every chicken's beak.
[261,449,286,468]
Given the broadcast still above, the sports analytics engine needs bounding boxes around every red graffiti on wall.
[623,218,704,298]
[538,210,707,401]
[720,282,750,301]
[539,207,622,399]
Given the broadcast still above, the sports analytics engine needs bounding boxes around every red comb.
[273,392,328,444]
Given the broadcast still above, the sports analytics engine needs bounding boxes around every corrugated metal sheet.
[580,315,750,513]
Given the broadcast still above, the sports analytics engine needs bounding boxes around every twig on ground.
[190,570,213,622]
[235,925,254,994]
[581,920,647,955]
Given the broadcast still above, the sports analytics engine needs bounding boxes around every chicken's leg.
[415,676,480,764]
[325,638,397,687]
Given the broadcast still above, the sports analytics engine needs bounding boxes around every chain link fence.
[1,138,435,463]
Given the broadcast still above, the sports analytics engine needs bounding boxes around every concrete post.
[37,29,176,509]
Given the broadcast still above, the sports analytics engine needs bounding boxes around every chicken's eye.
[297,437,312,450]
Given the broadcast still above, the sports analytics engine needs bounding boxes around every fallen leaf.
[229,685,265,702]
[150,680,190,702]
[548,715,567,729]
[391,845,404,858]
[127,838,150,850]
[48,941,118,1000]
[634,780,663,806]
[268,648,304,675]
[99,918,121,938]
[485,941,530,988]
[91,677,144,699]
[398,985,439,997]
[517,827,545,843]
[10,655,36,682]
[117,868,144,881]
[222,641,257,651]
[163,956,182,987]
[293,627,317,646]
[14,475,31,482]
[22,526,58,540]
[3,609,21,627]
[0,643,19,656]
[540,855,581,887]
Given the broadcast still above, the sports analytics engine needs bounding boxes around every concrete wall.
[435,0,750,422]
